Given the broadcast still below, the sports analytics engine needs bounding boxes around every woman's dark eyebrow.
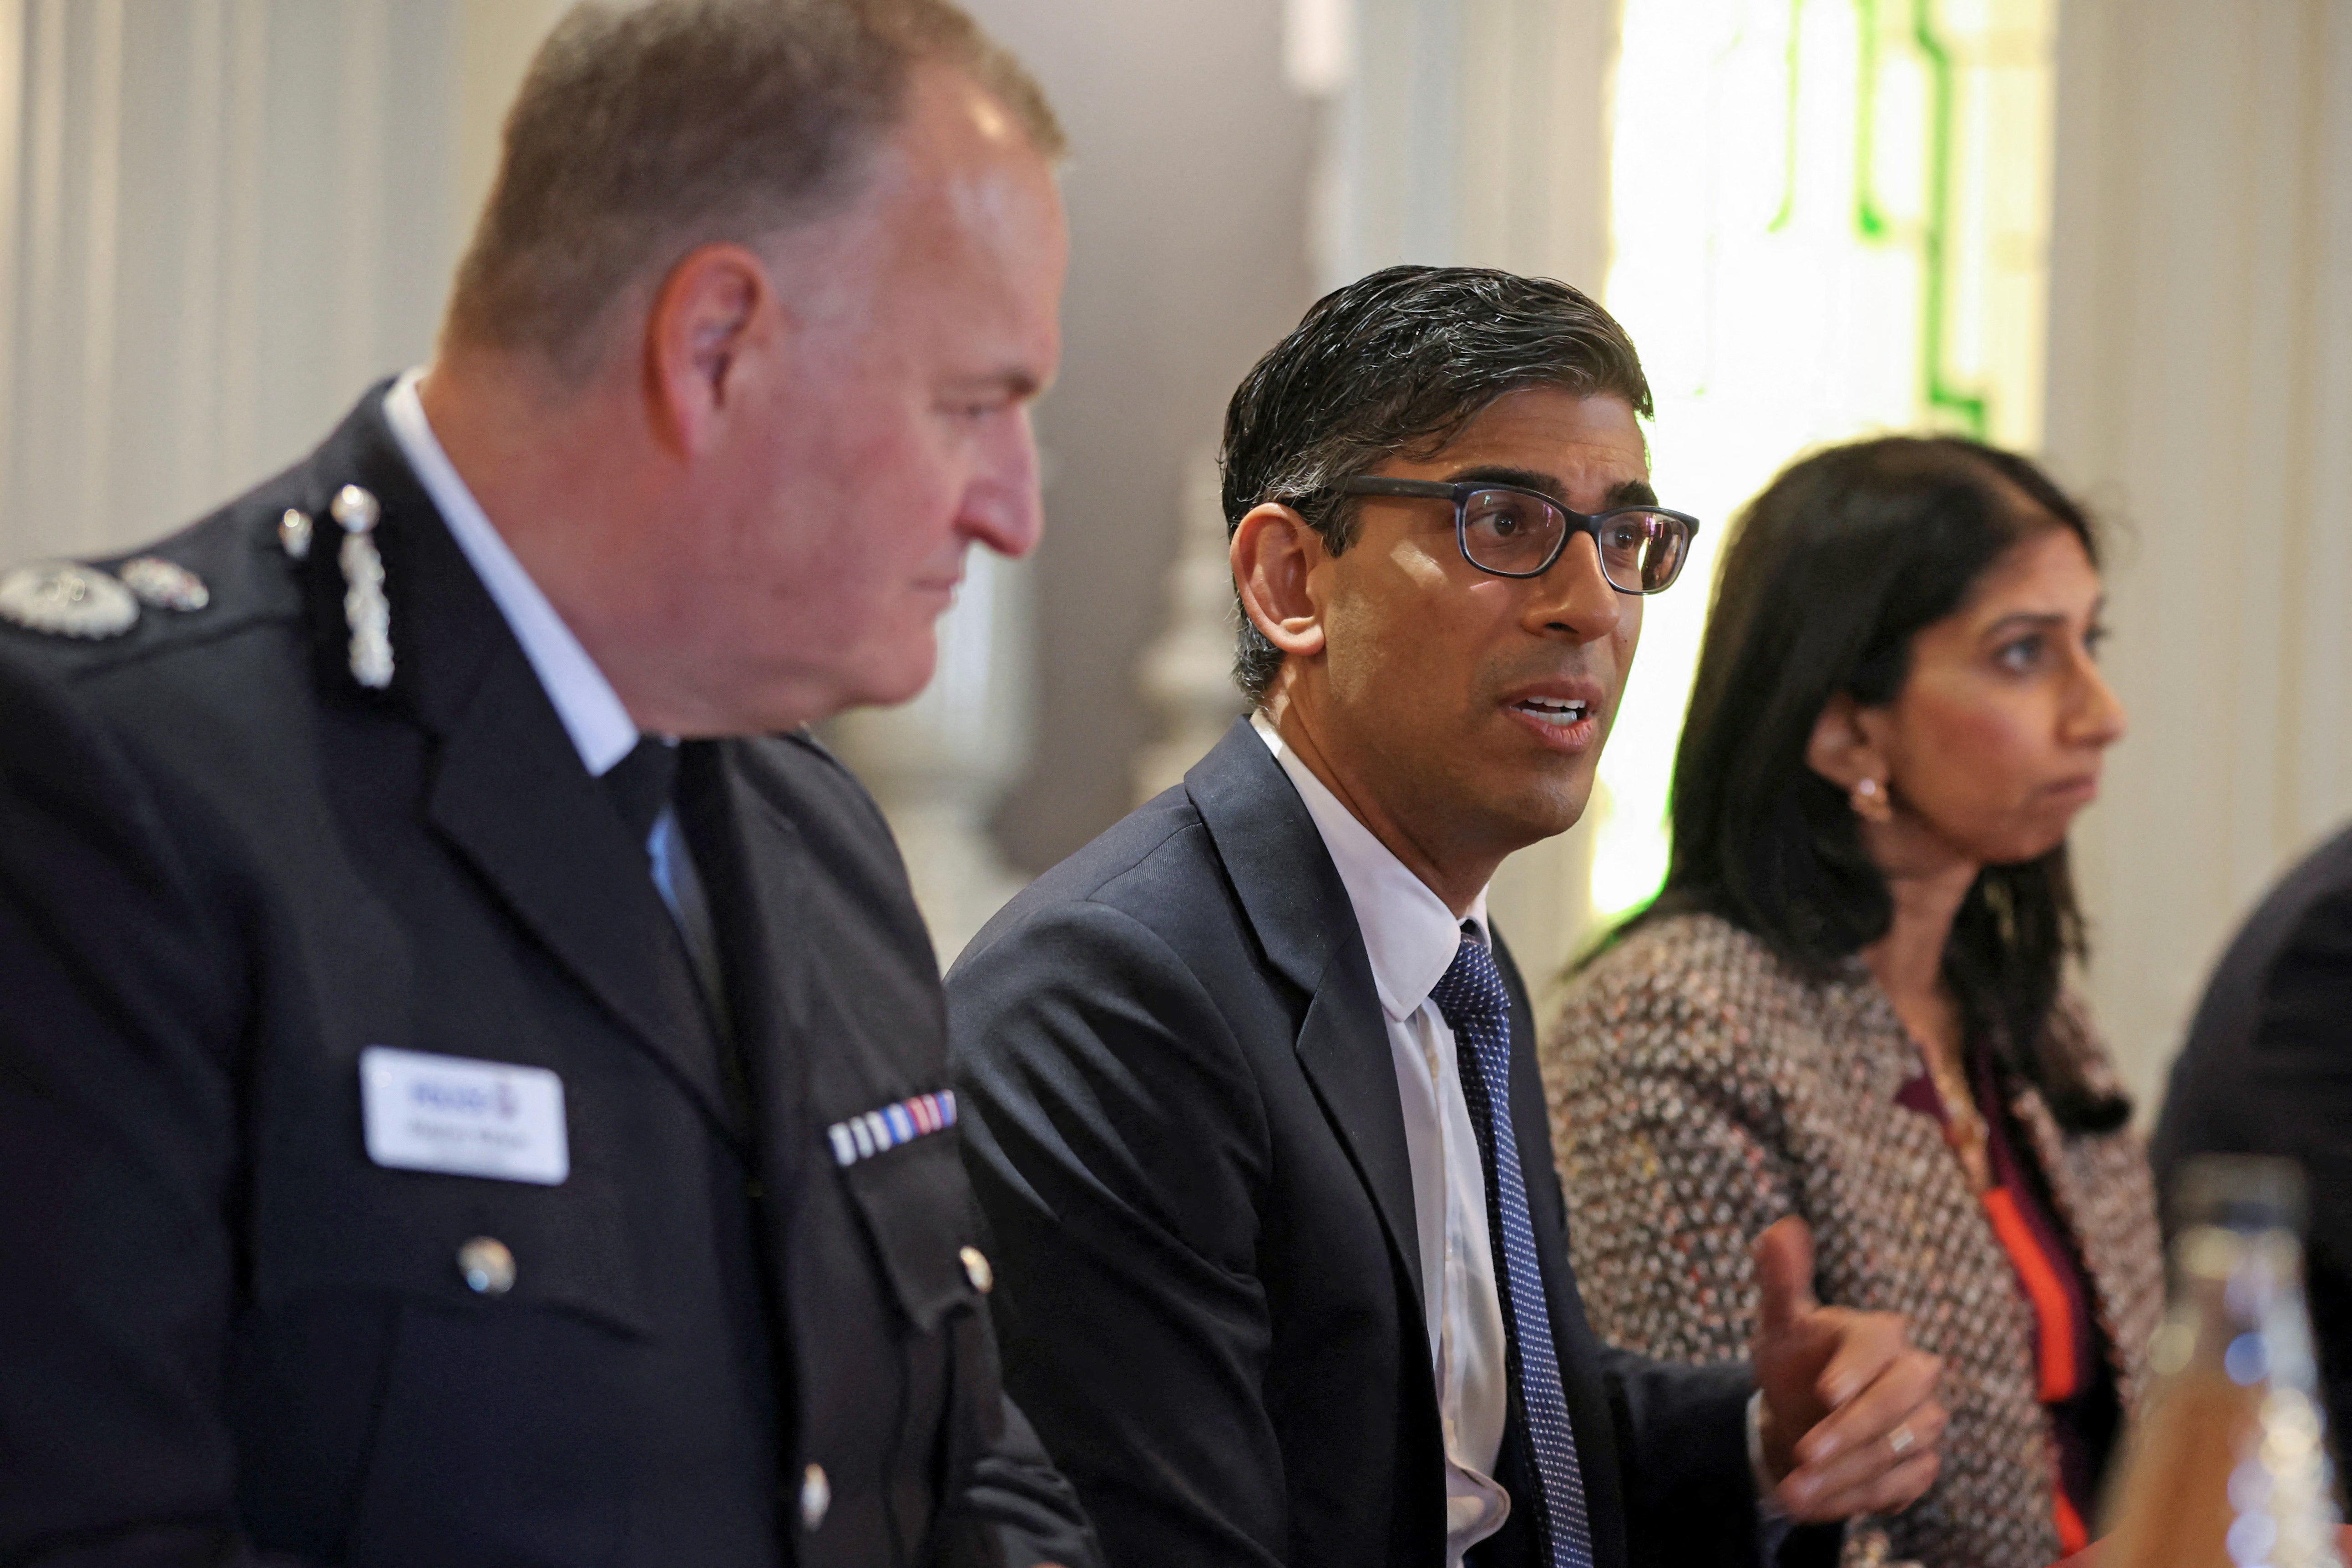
[1979,610,2072,638]
[1437,465,1663,510]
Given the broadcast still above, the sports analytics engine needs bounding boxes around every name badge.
[360,1046,569,1185]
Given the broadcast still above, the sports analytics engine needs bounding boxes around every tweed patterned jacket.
[1540,912,2163,1568]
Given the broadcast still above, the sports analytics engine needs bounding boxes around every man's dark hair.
[446,0,1063,381]
[1623,435,2129,1133]
[1217,264,1654,704]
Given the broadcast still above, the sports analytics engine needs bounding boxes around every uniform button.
[746,1179,765,1201]
[799,1462,830,1531]
[330,483,380,533]
[959,1245,994,1295]
[457,1236,515,1297]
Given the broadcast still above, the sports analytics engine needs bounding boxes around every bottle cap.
[2171,1153,2306,1236]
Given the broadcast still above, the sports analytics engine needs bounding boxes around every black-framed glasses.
[1334,476,1701,594]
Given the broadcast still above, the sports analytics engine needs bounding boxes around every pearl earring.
[1850,776,1891,822]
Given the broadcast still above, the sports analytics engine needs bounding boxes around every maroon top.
[1896,1054,2119,1543]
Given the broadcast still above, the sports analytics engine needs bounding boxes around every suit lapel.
[295,389,746,1142]
[1186,720,1426,1320]
[1295,943,1427,1321]
[424,660,744,1141]
[681,739,814,1177]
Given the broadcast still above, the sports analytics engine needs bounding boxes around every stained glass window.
[1588,0,2059,921]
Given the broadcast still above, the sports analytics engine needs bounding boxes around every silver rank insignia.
[0,561,140,639]
[278,507,314,561]
[118,556,211,612]
[331,484,393,690]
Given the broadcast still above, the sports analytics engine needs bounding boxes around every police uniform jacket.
[0,386,1098,1568]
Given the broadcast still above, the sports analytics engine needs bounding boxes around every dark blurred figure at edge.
[0,2,1097,1564]
[2153,824,2352,1452]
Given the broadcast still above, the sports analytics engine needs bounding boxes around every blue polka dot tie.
[1429,930,1596,1568]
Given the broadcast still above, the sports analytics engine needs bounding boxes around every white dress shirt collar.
[381,369,640,778]
[1250,711,1491,1018]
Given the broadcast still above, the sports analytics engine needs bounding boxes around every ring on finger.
[1887,1423,1916,1458]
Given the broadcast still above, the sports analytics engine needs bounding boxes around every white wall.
[958,0,1317,876]
[2045,0,2352,1112]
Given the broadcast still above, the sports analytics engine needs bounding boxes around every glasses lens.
[1597,510,1693,592]
[1460,489,1566,575]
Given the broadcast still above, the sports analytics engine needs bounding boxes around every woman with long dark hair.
[1540,436,2162,1567]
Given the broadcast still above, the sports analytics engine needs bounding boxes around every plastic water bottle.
[2101,1156,2342,1568]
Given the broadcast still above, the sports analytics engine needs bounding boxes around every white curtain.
[0,0,563,564]
[1312,0,1615,295]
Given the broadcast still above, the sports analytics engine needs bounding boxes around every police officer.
[0,2,1091,1564]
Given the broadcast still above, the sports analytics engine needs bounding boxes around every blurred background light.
[1285,0,1354,96]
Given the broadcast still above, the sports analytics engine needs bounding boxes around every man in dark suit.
[0,3,1094,1564]
[2152,821,2352,1448]
[949,267,1948,1568]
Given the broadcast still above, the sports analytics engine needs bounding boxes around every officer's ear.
[644,242,774,459]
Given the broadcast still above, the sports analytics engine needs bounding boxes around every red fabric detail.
[2051,1476,2091,1555]
[1982,1186,2081,1404]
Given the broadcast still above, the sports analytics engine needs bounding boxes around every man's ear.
[1805,691,1891,793]
[1231,503,1329,661]
[644,242,774,458]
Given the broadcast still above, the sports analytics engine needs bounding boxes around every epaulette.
[0,554,214,641]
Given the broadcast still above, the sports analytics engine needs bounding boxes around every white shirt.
[382,372,718,981]
[1252,713,1515,1563]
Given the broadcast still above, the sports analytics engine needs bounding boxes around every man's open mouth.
[1510,697,1590,728]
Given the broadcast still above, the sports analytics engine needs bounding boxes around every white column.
[1131,446,1246,805]
[2044,0,2352,1111]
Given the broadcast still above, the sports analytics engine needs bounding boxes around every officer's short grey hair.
[444,0,1064,382]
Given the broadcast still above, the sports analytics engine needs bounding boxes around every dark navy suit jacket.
[949,720,1832,1568]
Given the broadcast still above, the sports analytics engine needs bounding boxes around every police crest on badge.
[0,561,142,639]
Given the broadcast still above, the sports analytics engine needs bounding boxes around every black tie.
[605,736,749,1121]
[673,738,755,1121]
[603,736,678,848]
[1429,930,1595,1568]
